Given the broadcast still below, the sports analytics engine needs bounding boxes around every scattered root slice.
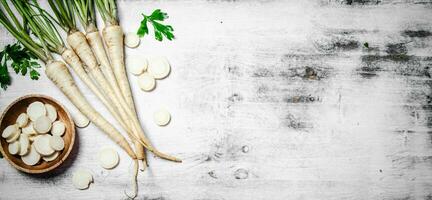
[127,58,148,76]
[22,122,36,135]
[73,111,90,128]
[8,141,20,155]
[72,169,93,190]
[153,109,171,126]
[51,121,66,136]
[124,160,139,199]
[147,56,171,79]
[45,104,58,122]
[6,129,20,143]
[42,151,60,162]
[49,135,65,151]
[16,113,29,128]
[34,116,52,134]
[27,101,47,121]
[33,135,55,156]
[124,33,140,48]
[98,147,120,169]
[2,124,19,139]
[18,134,30,156]
[21,145,41,166]
[138,73,156,91]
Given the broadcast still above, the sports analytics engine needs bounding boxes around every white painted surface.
[1,0,432,199]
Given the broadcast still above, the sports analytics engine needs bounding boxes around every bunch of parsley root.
[0,0,176,198]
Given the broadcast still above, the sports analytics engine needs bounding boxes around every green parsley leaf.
[137,9,175,41]
[0,42,41,90]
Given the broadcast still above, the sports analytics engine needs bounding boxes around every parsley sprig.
[137,9,174,41]
[0,42,41,90]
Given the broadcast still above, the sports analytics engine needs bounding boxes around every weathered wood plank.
[1,0,432,199]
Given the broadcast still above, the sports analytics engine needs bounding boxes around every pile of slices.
[1,101,66,166]
[128,55,171,92]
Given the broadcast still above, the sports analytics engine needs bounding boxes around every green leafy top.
[137,9,175,41]
[95,0,118,26]
[0,42,41,90]
[72,0,97,32]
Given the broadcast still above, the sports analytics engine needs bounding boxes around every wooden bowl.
[0,94,75,174]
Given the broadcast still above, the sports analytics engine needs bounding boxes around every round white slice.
[147,56,171,79]
[21,145,41,166]
[42,151,60,162]
[6,129,20,143]
[124,33,140,48]
[72,169,93,190]
[34,116,52,134]
[8,141,20,155]
[27,101,46,121]
[51,121,66,136]
[138,73,156,91]
[49,135,64,151]
[16,113,29,128]
[153,109,171,126]
[45,104,57,122]
[33,135,55,156]
[98,148,119,169]
[127,58,148,75]
[22,122,37,135]
[18,134,30,156]
[73,111,90,128]
[2,124,19,139]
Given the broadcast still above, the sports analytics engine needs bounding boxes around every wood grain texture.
[1,0,432,199]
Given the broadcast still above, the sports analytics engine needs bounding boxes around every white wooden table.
[1,0,432,199]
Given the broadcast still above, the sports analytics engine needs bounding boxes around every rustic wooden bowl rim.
[0,94,75,174]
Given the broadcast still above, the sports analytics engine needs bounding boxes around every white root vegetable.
[16,113,29,128]
[125,160,139,199]
[138,73,156,91]
[49,135,64,151]
[45,103,58,122]
[98,147,120,169]
[2,124,19,139]
[62,48,130,134]
[42,151,60,162]
[147,56,171,79]
[103,26,135,113]
[6,129,20,143]
[104,25,181,162]
[68,31,136,131]
[154,109,171,126]
[22,122,36,135]
[72,169,93,190]
[124,33,140,48]
[127,58,147,76]
[27,101,46,121]
[88,29,148,165]
[34,116,52,134]
[18,134,30,156]
[51,121,66,136]
[45,61,136,159]
[21,145,41,166]
[8,141,20,155]
[33,135,55,156]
